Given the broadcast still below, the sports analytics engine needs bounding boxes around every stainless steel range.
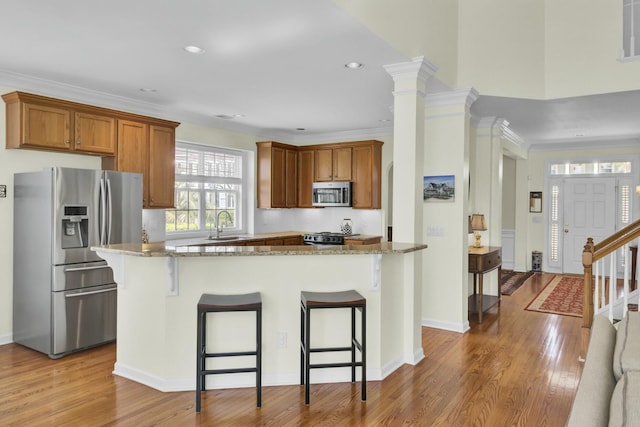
[303,232,346,246]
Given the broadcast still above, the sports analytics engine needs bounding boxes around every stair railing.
[581,218,640,360]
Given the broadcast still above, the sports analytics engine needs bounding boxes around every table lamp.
[471,214,487,248]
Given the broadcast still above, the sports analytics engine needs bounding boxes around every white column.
[472,117,506,295]
[383,56,437,244]
[384,56,437,364]
[473,117,507,246]
[422,88,478,333]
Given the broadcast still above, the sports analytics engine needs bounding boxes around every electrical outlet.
[278,332,287,348]
[0,185,6,198]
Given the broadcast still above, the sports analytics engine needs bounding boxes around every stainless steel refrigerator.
[13,167,142,358]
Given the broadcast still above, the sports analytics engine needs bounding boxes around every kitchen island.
[93,237,427,392]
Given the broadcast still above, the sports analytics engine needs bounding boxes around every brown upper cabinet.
[3,91,116,155]
[3,92,179,208]
[314,146,352,181]
[257,139,383,209]
[257,141,298,208]
[102,121,178,209]
[351,141,383,209]
[297,148,315,208]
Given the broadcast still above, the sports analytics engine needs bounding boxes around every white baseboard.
[0,333,13,346]
[422,318,469,333]
[114,362,383,392]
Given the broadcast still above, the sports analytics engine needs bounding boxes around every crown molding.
[528,136,640,151]
[383,56,438,86]
[1,68,393,144]
[425,87,479,108]
[472,115,529,152]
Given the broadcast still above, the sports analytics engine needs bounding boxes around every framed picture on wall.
[530,191,542,213]
[424,175,455,202]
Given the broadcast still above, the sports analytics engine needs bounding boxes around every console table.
[468,246,502,323]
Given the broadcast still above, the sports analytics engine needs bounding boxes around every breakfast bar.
[94,237,427,393]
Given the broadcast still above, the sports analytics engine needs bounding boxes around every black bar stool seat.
[300,289,366,405]
[196,292,262,412]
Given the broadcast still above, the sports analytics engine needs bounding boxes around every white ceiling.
[0,0,638,149]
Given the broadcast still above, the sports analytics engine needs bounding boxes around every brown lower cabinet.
[344,237,381,245]
[283,236,304,245]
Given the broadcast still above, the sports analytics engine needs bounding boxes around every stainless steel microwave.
[312,181,352,207]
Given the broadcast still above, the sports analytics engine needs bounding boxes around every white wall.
[333,0,459,89]
[338,0,640,99]
[544,0,640,98]
[457,0,546,98]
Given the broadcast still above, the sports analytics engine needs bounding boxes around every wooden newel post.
[581,238,595,361]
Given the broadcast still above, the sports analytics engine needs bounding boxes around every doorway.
[546,170,636,274]
[561,177,616,274]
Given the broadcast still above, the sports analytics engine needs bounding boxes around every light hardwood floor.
[0,272,582,426]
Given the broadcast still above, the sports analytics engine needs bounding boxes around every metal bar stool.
[300,290,366,405]
[196,292,262,412]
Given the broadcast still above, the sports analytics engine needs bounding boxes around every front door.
[562,177,616,274]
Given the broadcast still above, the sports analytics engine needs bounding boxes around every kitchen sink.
[206,236,241,241]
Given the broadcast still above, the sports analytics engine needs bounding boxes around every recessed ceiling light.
[215,114,246,120]
[184,45,205,54]
[296,128,305,131]
[345,62,364,69]
[139,88,157,93]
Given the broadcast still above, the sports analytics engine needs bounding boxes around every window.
[549,161,632,175]
[549,184,560,263]
[165,142,246,236]
[623,0,640,59]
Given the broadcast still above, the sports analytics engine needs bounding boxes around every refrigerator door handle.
[99,178,107,245]
[64,265,111,273]
[106,178,113,244]
[65,287,117,298]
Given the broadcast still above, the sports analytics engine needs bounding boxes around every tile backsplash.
[142,209,167,243]
[254,208,384,236]
[145,207,385,244]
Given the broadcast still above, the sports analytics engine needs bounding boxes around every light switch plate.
[0,185,6,198]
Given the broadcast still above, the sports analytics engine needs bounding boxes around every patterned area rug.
[501,270,535,295]
[525,275,583,317]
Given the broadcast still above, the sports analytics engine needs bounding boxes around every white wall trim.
[383,55,438,85]
[502,229,516,270]
[114,362,383,393]
[422,318,469,333]
[0,334,13,346]
[529,136,640,152]
[425,87,479,108]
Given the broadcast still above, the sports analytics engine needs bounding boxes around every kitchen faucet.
[212,210,232,239]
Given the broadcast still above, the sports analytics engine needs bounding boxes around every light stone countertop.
[92,237,427,257]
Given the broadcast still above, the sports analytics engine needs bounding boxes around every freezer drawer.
[52,261,115,292]
[52,284,117,357]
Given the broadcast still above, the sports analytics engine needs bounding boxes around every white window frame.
[622,0,640,61]
[166,141,248,239]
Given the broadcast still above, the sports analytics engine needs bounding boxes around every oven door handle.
[64,265,110,273]
[65,287,117,298]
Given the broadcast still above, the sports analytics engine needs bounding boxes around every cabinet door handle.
[65,140,70,145]
[76,140,81,146]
